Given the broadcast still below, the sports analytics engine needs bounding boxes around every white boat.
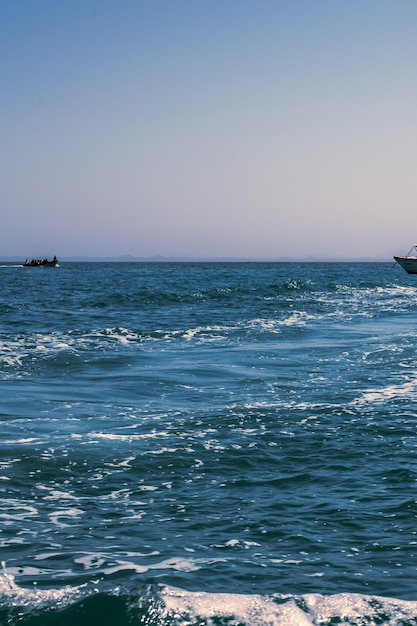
[393,245,417,274]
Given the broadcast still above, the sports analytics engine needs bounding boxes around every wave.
[1,564,417,626]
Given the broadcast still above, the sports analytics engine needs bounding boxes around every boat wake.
[1,564,417,626]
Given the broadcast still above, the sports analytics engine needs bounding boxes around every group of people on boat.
[23,256,58,267]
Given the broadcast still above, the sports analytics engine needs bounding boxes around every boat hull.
[393,256,417,274]
[23,260,58,267]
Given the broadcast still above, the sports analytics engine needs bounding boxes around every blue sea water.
[2,260,417,625]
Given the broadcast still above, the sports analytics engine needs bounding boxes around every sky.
[2,0,417,259]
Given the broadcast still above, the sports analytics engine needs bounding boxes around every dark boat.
[393,245,417,274]
[23,256,59,267]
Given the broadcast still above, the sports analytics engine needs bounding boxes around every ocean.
[1,260,417,625]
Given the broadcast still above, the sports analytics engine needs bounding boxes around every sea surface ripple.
[1,261,417,625]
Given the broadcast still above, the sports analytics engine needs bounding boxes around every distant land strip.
[1,255,392,263]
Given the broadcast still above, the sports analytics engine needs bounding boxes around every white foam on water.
[40,488,79,502]
[0,341,26,368]
[0,562,83,609]
[161,586,313,625]
[304,591,417,624]
[182,326,228,341]
[70,555,206,577]
[0,327,143,378]
[150,557,202,573]
[86,430,170,443]
[280,312,318,327]
[214,539,261,550]
[0,503,38,523]
[48,507,85,528]
[354,376,417,405]
[2,562,417,625]
[159,586,417,625]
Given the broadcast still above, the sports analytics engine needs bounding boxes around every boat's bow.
[394,245,417,274]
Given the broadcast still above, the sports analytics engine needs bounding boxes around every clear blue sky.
[2,0,417,259]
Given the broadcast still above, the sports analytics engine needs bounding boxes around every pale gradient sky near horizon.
[2,0,417,259]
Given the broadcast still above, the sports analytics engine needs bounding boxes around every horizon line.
[2,255,393,263]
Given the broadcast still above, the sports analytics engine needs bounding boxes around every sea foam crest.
[354,375,417,406]
[0,561,84,609]
[2,571,417,625]
[161,586,311,625]
[160,586,417,625]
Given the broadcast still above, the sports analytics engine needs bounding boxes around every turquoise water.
[1,261,417,625]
